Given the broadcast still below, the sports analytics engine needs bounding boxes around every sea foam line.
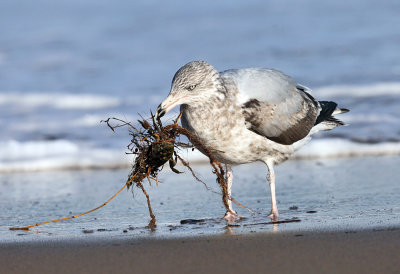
[315,82,400,97]
[1,138,399,173]
[0,93,120,110]
[0,140,132,173]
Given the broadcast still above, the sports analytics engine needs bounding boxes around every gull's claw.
[268,210,279,221]
[223,210,239,223]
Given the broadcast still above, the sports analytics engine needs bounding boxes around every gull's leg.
[265,160,279,221]
[223,164,237,222]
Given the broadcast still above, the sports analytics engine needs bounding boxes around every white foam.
[0,140,132,173]
[0,140,79,161]
[1,138,399,173]
[315,82,400,98]
[294,138,400,159]
[175,138,400,165]
[0,93,121,110]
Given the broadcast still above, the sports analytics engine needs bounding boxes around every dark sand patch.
[1,228,399,274]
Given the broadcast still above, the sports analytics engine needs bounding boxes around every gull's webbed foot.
[223,210,239,223]
[268,209,279,221]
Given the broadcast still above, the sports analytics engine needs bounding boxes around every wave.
[1,81,398,111]
[0,93,121,110]
[1,138,399,173]
[0,81,399,172]
[0,92,167,111]
[0,140,132,173]
[293,138,400,159]
[184,138,400,162]
[315,82,400,97]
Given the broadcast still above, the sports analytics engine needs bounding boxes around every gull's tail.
[292,101,350,151]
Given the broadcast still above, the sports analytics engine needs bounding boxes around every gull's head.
[156,61,223,118]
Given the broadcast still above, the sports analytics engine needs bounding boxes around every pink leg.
[223,164,238,222]
[266,160,279,221]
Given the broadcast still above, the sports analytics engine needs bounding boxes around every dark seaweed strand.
[136,181,156,228]
[177,154,253,213]
[164,124,231,211]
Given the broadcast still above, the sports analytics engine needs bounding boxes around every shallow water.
[1,155,399,243]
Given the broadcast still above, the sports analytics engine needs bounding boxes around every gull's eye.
[187,84,197,91]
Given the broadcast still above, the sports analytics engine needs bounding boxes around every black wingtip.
[315,101,338,125]
[326,116,346,126]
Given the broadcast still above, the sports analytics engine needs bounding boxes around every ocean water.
[1,0,400,172]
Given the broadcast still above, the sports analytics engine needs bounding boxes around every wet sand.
[2,228,400,274]
[3,155,400,241]
[1,155,400,273]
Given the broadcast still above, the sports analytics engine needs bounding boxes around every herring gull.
[156,61,349,221]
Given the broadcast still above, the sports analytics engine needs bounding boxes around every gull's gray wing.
[221,68,320,145]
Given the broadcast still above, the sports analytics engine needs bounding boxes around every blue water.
[1,0,399,94]
[0,0,400,171]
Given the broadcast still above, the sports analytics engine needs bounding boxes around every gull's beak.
[155,93,186,119]
[155,103,166,119]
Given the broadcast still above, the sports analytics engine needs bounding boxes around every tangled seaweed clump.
[103,113,188,228]
[103,112,235,228]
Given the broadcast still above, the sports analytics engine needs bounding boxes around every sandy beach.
[2,228,400,274]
